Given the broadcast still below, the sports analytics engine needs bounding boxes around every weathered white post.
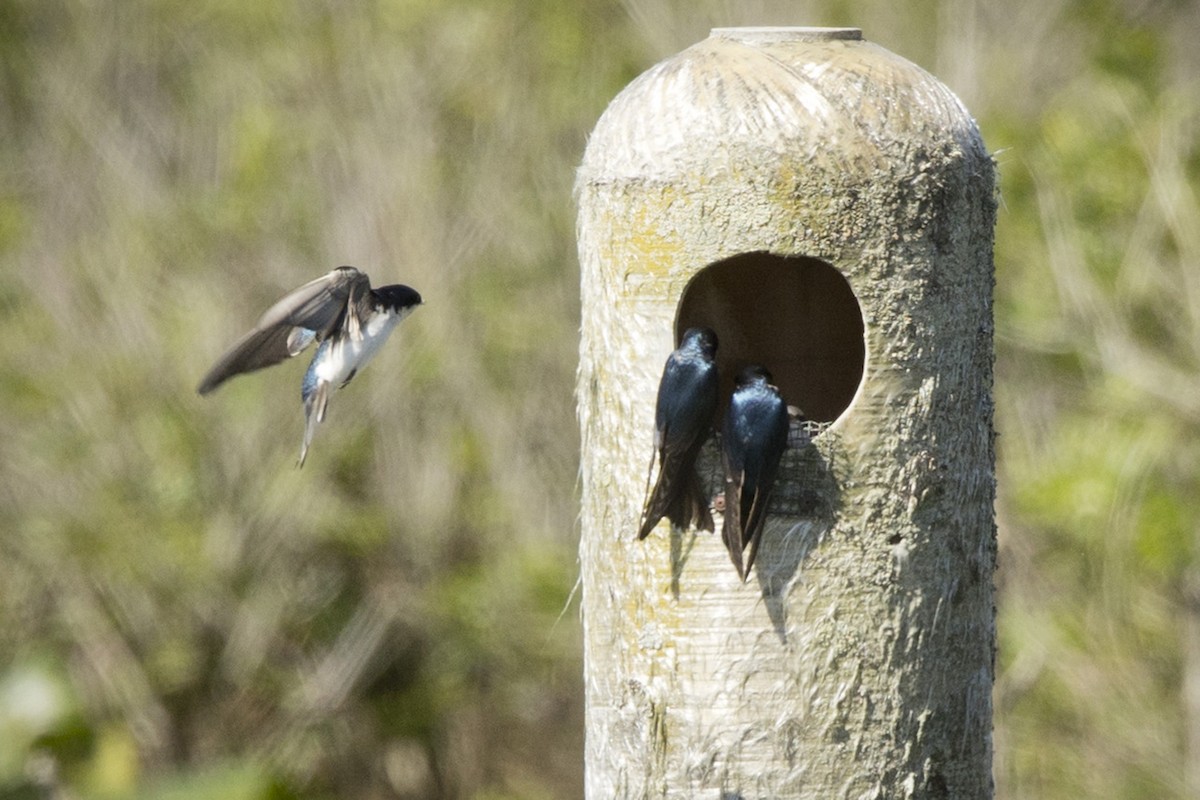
[576,27,996,798]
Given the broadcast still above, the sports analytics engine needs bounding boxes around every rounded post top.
[579,22,986,184]
[710,26,864,44]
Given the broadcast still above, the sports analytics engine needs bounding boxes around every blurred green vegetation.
[1,0,1198,798]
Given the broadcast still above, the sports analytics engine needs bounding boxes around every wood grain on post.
[577,27,997,799]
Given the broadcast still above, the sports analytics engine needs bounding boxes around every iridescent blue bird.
[638,327,719,539]
[197,266,422,466]
[721,364,790,580]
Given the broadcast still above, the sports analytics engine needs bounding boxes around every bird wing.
[738,398,790,578]
[654,353,717,453]
[721,461,747,578]
[255,266,368,333]
[720,384,789,580]
[196,267,369,395]
[739,463,778,578]
[196,325,298,395]
[639,353,717,538]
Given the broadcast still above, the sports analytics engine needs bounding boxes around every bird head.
[374,284,423,315]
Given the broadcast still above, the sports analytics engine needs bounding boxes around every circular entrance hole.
[675,252,865,427]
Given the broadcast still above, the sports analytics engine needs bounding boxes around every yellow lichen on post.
[577,27,996,799]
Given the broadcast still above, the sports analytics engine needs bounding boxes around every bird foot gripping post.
[576,27,996,798]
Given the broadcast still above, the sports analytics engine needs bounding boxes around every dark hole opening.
[675,252,865,428]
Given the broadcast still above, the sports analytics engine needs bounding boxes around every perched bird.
[639,327,719,539]
[197,266,422,466]
[721,364,790,580]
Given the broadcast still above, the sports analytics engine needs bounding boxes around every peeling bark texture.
[576,28,997,800]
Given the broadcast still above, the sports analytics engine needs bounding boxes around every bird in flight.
[197,266,422,466]
[639,327,719,539]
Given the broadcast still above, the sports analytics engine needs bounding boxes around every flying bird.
[197,266,422,466]
[721,364,790,580]
[638,327,719,539]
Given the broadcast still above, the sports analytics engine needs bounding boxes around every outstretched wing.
[255,266,368,333]
[196,267,368,395]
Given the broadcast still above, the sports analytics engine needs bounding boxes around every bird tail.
[639,465,713,539]
[298,380,330,467]
[676,468,713,533]
[637,450,662,539]
[637,479,668,540]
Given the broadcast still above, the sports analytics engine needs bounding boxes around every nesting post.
[576,27,997,798]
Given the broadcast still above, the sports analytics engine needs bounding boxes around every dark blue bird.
[721,364,790,580]
[197,266,422,466]
[638,327,719,539]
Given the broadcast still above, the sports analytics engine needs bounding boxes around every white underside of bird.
[299,306,415,465]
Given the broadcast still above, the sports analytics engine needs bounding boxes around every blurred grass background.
[1,0,1197,798]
